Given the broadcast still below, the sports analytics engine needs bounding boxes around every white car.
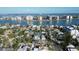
[67,47,78,51]
[33,48,39,51]
[66,44,78,51]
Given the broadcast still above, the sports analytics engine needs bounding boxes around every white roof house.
[41,35,46,40]
[70,29,79,39]
[34,35,40,40]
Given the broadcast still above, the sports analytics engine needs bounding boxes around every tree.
[0,29,5,35]
[12,39,19,50]
[61,32,72,50]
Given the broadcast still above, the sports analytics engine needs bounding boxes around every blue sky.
[0,7,79,14]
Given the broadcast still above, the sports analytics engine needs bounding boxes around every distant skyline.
[0,7,79,14]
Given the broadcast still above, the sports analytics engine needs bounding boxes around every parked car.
[66,44,78,51]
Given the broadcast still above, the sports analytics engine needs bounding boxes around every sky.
[0,7,79,14]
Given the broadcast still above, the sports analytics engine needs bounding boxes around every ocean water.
[19,20,28,26]
[0,19,79,26]
[0,20,28,26]
[33,20,40,26]
[0,20,17,24]
[56,20,67,26]
[70,19,79,25]
[42,20,50,26]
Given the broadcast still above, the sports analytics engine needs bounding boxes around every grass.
[0,28,5,35]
